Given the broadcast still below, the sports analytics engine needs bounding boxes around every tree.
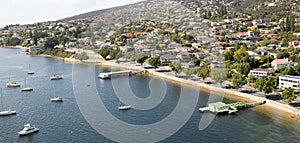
[197,67,210,81]
[137,56,148,67]
[232,62,251,75]
[282,67,297,76]
[98,46,110,59]
[254,77,265,92]
[247,73,254,85]
[74,52,89,61]
[276,51,290,59]
[183,68,194,78]
[254,77,275,95]
[6,37,21,46]
[211,68,227,84]
[109,48,120,59]
[282,87,297,103]
[295,62,300,75]
[232,73,247,88]
[44,38,59,49]
[233,46,248,63]
[169,61,182,76]
[224,51,234,61]
[147,56,161,69]
[262,77,275,95]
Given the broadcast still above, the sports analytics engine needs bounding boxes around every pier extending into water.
[98,70,132,79]
[199,100,266,114]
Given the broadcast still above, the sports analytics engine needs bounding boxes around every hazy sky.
[0,0,145,27]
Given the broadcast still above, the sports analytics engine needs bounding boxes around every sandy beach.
[95,59,300,117]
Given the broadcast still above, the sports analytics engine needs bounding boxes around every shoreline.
[26,53,300,118]
[97,60,300,117]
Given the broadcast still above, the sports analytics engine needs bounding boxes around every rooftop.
[280,75,300,80]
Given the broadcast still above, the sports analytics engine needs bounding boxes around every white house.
[28,46,45,53]
[271,58,294,69]
[249,68,275,78]
[279,75,300,90]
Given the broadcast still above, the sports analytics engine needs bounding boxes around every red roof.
[236,32,246,36]
[123,33,133,37]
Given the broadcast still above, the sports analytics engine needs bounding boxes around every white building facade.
[279,75,300,90]
[249,68,275,78]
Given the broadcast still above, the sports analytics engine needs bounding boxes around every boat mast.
[1,88,3,111]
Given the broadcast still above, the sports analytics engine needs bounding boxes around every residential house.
[193,51,208,59]
[177,46,194,52]
[181,62,195,68]
[289,40,300,47]
[271,58,294,69]
[29,46,45,53]
[249,68,275,78]
[246,51,260,59]
[160,54,179,63]
[279,75,300,90]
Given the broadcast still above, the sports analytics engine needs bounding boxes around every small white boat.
[21,77,33,92]
[0,88,17,116]
[27,64,35,75]
[21,87,33,92]
[6,82,21,87]
[118,105,131,110]
[0,110,17,116]
[27,71,35,75]
[18,124,39,136]
[50,74,63,80]
[50,96,63,102]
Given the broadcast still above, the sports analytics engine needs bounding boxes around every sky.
[0,0,145,27]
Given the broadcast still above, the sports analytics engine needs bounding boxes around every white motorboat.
[50,74,63,80]
[50,96,63,102]
[0,89,16,116]
[18,124,39,136]
[27,64,35,75]
[118,105,131,110]
[6,82,21,87]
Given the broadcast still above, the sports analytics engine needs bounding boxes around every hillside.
[60,1,147,22]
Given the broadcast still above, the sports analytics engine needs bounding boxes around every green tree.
[276,51,290,59]
[282,67,297,76]
[74,52,89,61]
[137,56,148,67]
[232,73,247,88]
[169,61,182,76]
[6,37,21,46]
[282,87,297,103]
[109,48,120,59]
[254,77,265,92]
[197,67,210,81]
[183,68,194,78]
[147,56,161,69]
[211,68,227,84]
[233,46,248,63]
[44,38,59,49]
[295,62,300,75]
[98,46,110,59]
[262,77,275,95]
[224,51,234,61]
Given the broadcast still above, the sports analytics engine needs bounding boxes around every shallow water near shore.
[0,48,300,143]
